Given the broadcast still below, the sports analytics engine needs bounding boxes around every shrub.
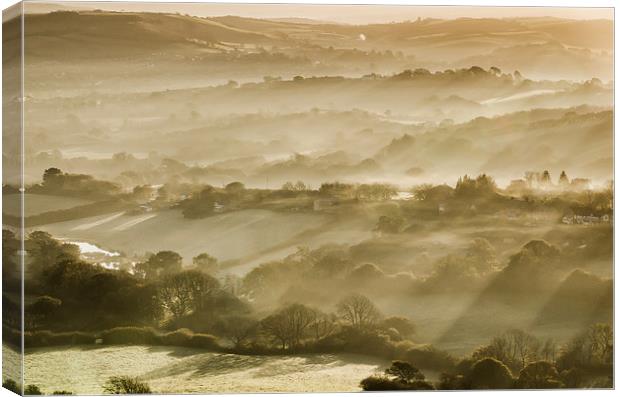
[315,326,395,357]
[385,361,424,383]
[3,379,21,394]
[360,376,404,391]
[470,358,514,389]
[103,376,151,394]
[359,376,435,391]
[159,329,220,350]
[160,328,193,346]
[516,361,563,389]
[188,333,220,350]
[100,327,159,345]
[24,385,43,395]
[25,331,95,347]
[402,345,456,372]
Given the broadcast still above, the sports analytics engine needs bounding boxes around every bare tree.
[587,323,613,364]
[336,293,382,328]
[508,329,540,370]
[310,312,338,341]
[473,329,541,371]
[261,303,317,349]
[220,315,259,348]
[157,270,220,318]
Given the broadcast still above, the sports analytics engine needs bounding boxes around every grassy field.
[3,194,93,217]
[34,208,373,274]
[21,345,386,394]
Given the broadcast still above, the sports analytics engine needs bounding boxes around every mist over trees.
[2,6,613,393]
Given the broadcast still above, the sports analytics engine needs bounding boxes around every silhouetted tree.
[381,316,416,339]
[336,294,381,329]
[103,376,151,394]
[516,361,563,389]
[375,215,405,234]
[558,171,569,186]
[260,303,316,350]
[385,361,425,383]
[24,385,43,395]
[192,252,219,275]
[157,270,220,319]
[469,358,514,389]
[218,315,259,348]
[136,251,182,280]
[26,296,61,329]
[3,379,21,394]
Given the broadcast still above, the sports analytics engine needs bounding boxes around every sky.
[26,1,614,24]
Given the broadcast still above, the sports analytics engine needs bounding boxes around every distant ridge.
[266,17,342,25]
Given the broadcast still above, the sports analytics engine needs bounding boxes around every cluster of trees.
[521,170,592,191]
[1,380,53,396]
[418,238,499,292]
[213,293,416,354]
[361,323,612,390]
[439,325,612,390]
[2,230,241,333]
[454,174,497,197]
[318,182,396,201]
[29,168,121,199]
[389,66,517,82]
[10,230,426,357]
[179,179,399,219]
[360,361,434,390]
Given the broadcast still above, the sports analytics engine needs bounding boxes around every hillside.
[18,11,613,98]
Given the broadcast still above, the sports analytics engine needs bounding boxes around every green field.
[19,345,386,394]
[3,194,93,217]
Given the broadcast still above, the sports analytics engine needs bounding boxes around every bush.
[402,345,456,372]
[359,376,435,391]
[470,358,514,389]
[100,327,159,345]
[516,361,563,389]
[24,385,43,395]
[159,329,220,350]
[360,376,404,391]
[160,328,193,346]
[25,331,95,347]
[103,376,151,394]
[315,326,396,357]
[188,333,220,350]
[3,379,21,394]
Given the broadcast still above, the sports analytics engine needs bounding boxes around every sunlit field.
[22,346,386,394]
[2,3,613,393]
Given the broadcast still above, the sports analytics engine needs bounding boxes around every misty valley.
[2,4,613,394]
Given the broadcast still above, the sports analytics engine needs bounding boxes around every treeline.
[179,180,398,219]
[361,324,612,390]
[28,167,121,199]
[4,230,454,370]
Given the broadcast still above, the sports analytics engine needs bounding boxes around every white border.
[0,1,617,397]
